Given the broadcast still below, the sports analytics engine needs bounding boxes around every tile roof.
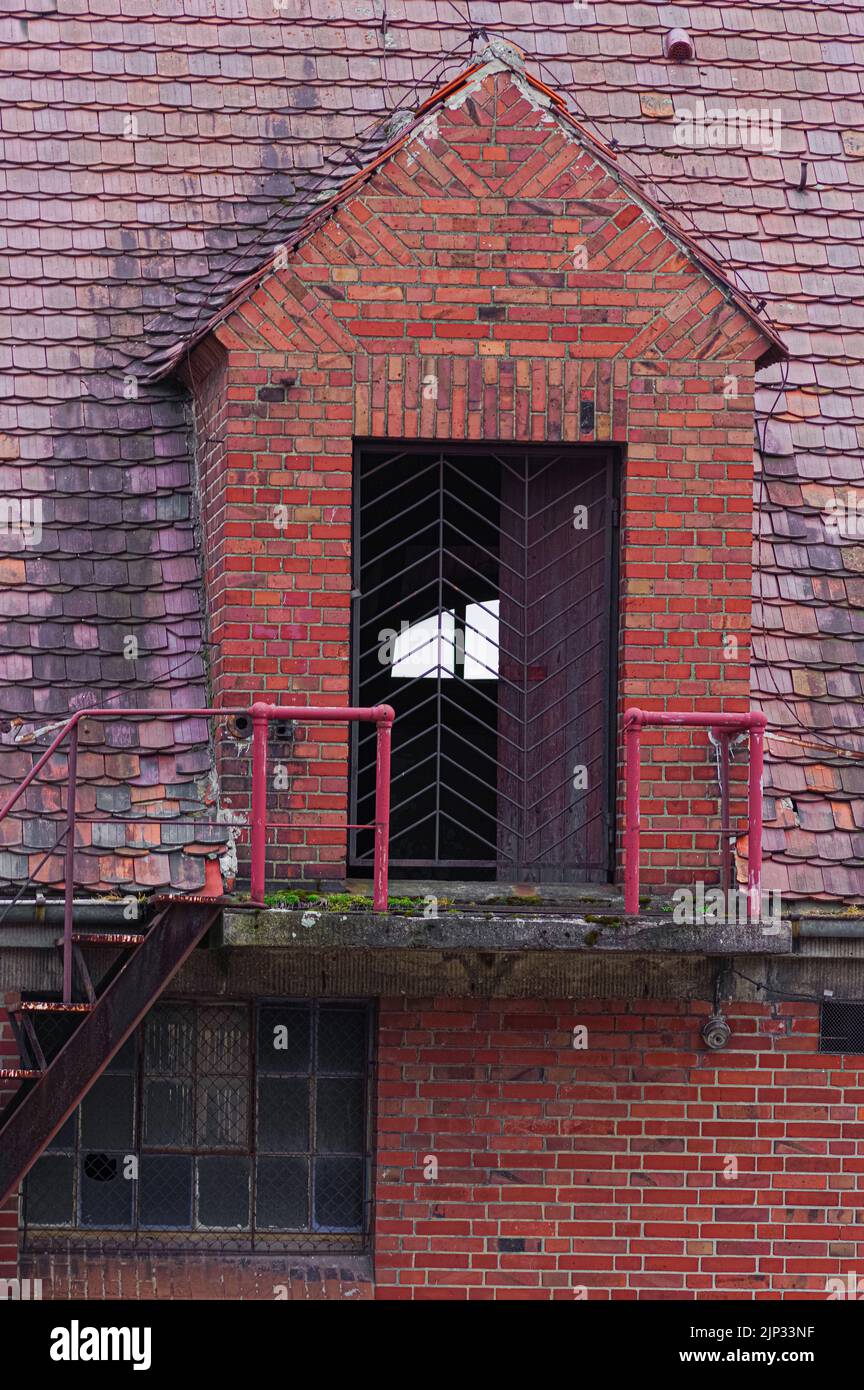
[2,0,863,899]
[149,38,786,380]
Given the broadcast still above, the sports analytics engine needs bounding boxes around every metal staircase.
[0,898,221,1207]
[0,700,394,1212]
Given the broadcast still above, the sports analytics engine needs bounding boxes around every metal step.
[60,933,147,947]
[8,1000,93,1015]
[0,1069,42,1081]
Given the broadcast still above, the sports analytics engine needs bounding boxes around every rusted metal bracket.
[70,944,96,1004]
[6,1005,43,1076]
[19,1013,46,1074]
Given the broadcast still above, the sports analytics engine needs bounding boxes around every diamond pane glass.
[81,1074,134,1149]
[314,1156,364,1231]
[257,1005,310,1074]
[79,1152,134,1227]
[25,1154,74,1226]
[139,1155,192,1229]
[255,1156,308,1229]
[257,1077,309,1153]
[316,1078,364,1153]
[197,1157,250,1230]
[196,1077,248,1150]
[144,1004,194,1076]
[317,1005,367,1073]
[143,1079,193,1148]
[198,1007,248,1075]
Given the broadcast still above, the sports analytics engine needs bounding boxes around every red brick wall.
[11,994,862,1302]
[374,997,861,1300]
[189,66,769,886]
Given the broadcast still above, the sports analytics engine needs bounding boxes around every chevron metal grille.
[351,444,618,881]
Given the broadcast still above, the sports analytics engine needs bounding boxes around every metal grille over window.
[351,443,618,880]
[23,1000,371,1252]
[819,1000,864,1054]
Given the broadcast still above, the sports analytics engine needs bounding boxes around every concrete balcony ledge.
[6,896,864,1001]
[222,905,793,955]
[5,888,864,958]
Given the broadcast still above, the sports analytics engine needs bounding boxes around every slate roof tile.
[1,1,862,897]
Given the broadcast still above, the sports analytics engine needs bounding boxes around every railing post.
[250,703,270,906]
[62,723,78,1004]
[373,709,393,913]
[747,713,766,923]
[715,730,732,894]
[624,708,642,917]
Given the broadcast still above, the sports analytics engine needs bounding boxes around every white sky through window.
[391,611,456,678]
[463,600,499,680]
[390,604,499,679]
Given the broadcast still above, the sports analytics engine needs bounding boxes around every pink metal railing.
[248,702,394,910]
[0,702,395,1003]
[623,707,766,919]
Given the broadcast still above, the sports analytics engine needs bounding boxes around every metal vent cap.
[664,27,695,63]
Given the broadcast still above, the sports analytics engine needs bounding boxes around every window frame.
[22,997,375,1255]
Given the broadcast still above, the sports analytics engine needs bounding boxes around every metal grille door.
[351,444,618,881]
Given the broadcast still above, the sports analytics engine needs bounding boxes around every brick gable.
[186,60,775,889]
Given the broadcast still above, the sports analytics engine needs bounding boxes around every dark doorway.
[350,442,619,882]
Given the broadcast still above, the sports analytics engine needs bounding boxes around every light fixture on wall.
[702,1013,732,1050]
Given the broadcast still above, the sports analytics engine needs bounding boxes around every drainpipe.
[796,920,864,940]
[0,899,150,927]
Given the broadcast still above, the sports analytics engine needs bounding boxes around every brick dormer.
[162,43,781,891]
